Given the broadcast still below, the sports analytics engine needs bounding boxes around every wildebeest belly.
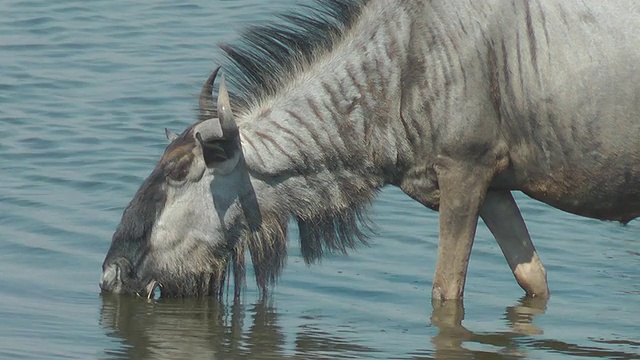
[495,39,640,222]
[509,146,640,223]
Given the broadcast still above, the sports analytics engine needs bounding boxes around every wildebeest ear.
[165,128,178,143]
[195,131,237,167]
[194,73,240,167]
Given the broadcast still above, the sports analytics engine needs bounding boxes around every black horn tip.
[204,66,222,90]
[199,66,222,121]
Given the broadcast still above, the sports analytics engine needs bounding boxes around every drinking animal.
[100,0,640,300]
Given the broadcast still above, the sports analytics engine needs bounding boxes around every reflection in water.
[100,294,639,359]
[427,297,547,359]
[100,294,233,359]
[504,296,546,336]
[99,294,375,360]
[424,297,639,360]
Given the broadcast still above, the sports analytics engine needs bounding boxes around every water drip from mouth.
[140,280,162,300]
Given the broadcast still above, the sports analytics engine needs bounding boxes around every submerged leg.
[480,190,549,298]
[432,160,493,300]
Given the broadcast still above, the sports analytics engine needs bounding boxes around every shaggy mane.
[206,0,375,297]
[206,0,369,117]
[232,205,374,297]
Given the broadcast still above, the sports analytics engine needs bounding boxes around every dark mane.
[201,0,375,297]
[217,0,369,113]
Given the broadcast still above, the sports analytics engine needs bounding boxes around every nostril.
[99,264,120,291]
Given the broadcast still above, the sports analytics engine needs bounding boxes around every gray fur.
[101,0,640,300]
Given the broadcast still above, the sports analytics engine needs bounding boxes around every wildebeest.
[100,0,640,300]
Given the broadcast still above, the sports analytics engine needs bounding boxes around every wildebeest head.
[100,68,252,298]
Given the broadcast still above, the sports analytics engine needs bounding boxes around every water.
[1,0,638,359]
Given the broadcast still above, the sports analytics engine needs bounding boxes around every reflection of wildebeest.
[100,0,640,301]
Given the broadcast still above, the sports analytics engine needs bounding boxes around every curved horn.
[217,75,238,138]
[198,66,221,121]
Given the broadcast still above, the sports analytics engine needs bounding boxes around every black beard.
[154,269,229,298]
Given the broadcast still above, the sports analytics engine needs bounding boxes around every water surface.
[0,0,638,359]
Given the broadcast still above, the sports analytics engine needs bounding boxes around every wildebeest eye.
[164,160,190,184]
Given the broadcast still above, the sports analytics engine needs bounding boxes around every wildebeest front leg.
[432,159,493,300]
[480,190,549,298]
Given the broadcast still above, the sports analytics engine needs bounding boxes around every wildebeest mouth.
[99,260,230,299]
[143,280,161,300]
[100,259,160,299]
